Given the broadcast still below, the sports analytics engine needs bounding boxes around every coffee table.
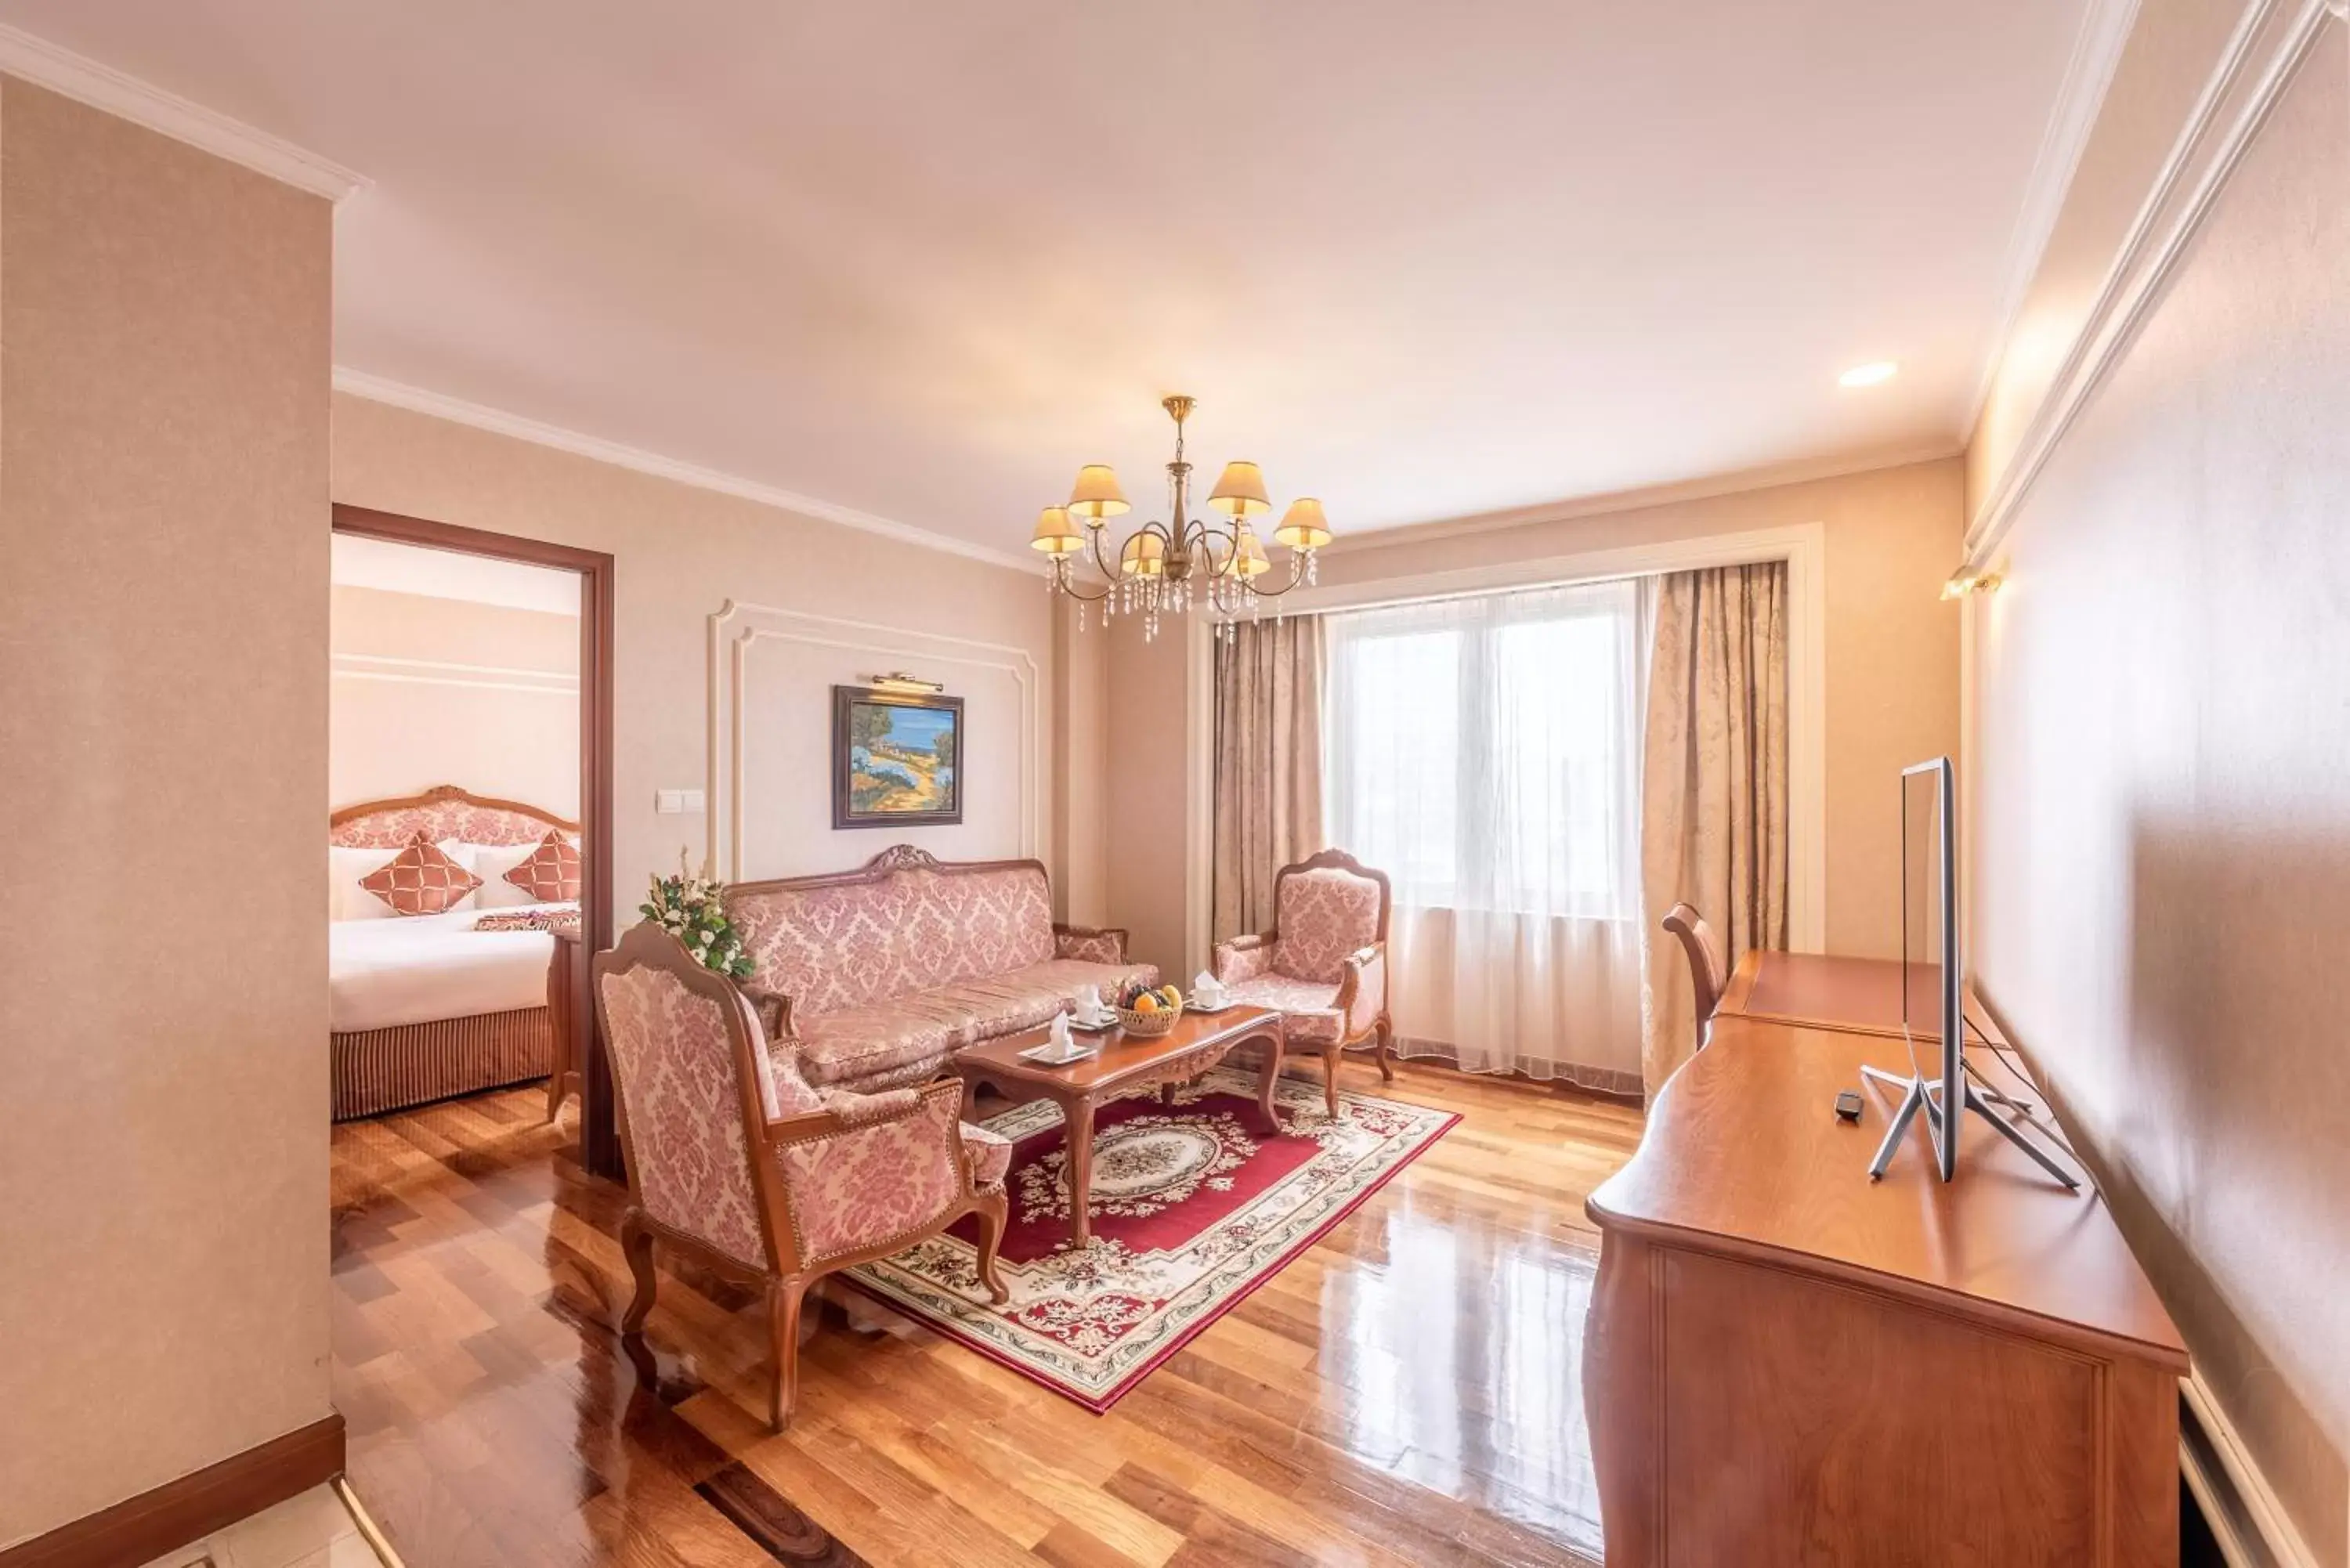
[952,1006,1285,1248]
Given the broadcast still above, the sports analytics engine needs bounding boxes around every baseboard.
[0,1414,345,1568]
[2180,1375,2323,1568]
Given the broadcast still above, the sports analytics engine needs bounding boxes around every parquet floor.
[329,1065,1644,1567]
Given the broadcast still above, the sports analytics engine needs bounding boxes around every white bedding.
[329,901,576,1033]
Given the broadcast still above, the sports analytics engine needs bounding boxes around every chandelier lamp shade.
[1031,394,1335,639]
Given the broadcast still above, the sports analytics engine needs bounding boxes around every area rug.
[842,1064,1459,1411]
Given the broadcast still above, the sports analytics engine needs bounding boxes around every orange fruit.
[1133,993,1162,1015]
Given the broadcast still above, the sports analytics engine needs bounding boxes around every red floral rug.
[843,1064,1459,1411]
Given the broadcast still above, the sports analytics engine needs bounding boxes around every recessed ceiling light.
[1838,360,1899,388]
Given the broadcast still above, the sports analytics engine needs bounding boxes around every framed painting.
[833,685,964,829]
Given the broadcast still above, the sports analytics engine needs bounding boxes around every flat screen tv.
[1900,757,1962,1180]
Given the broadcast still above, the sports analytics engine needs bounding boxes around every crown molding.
[332,368,1037,575]
[1962,0,2142,433]
[0,23,366,201]
[1322,440,1959,558]
[1966,0,2340,563]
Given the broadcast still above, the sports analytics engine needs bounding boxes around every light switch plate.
[654,789,707,815]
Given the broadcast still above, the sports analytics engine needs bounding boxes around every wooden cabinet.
[1583,1017,2188,1566]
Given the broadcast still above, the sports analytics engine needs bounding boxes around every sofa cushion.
[794,1001,957,1089]
[1220,973,1345,1043]
[791,957,1159,1089]
[923,957,1160,1046]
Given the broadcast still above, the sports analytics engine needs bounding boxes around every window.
[1324,576,1646,922]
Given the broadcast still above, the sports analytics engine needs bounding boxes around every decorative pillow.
[503,829,583,902]
[359,833,484,916]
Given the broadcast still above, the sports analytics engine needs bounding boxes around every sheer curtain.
[1324,576,1651,1093]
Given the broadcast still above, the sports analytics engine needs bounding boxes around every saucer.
[1067,1011,1117,1033]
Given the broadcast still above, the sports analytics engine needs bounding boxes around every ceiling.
[0,1,2099,559]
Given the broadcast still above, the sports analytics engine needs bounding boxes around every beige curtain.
[1640,562,1788,1094]
[1213,616,1325,942]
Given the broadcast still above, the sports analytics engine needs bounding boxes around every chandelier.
[1029,394,1334,641]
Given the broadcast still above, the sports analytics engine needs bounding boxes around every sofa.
[724,844,1159,1093]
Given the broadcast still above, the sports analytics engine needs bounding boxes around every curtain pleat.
[1212,616,1325,944]
[1639,562,1789,1096]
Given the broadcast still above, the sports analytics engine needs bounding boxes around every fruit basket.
[1114,982,1184,1037]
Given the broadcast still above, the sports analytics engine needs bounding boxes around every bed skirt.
[332,1006,555,1120]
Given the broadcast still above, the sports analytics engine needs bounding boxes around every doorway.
[329,504,618,1167]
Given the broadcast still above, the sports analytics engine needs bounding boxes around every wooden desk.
[1583,1017,2188,1566]
[1716,948,1915,1037]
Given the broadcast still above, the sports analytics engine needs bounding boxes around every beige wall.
[1095,457,1965,975]
[1964,9,2350,1562]
[330,396,1057,909]
[0,82,334,1548]
[331,584,581,818]
[1098,609,1196,977]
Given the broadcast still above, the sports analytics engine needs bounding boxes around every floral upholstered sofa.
[723,845,1158,1094]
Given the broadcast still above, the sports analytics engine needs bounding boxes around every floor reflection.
[1324,1191,1603,1558]
[331,1070,1639,1566]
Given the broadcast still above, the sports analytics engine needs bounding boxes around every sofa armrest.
[1336,941,1386,1042]
[1054,923,1130,965]
[737,981,796,1042]
[761,1077,952,1150]
[1213,932,1276,984]
[761,1079,974,1270]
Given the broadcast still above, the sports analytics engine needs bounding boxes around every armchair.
[591,922,1009,1431]
[1210,847,1394,1117]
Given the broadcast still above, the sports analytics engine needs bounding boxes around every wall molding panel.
[1965,0,2342,564]
[1963,0,2143,429]
[0,23,366,201]
[331,651,577,697]
[707,600,1041,881]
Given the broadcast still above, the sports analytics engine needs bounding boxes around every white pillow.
[330,845,396,921]
[330,840,481,920]
[465,840,542,908]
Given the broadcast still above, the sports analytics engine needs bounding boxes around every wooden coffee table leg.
[1064,1096,1097,1249]
[1253,1031,1285,1133]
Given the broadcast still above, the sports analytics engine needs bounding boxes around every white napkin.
[1049,1011,1074,1050]
[1192,969,1225,1006]
[1073,984,1104,1022]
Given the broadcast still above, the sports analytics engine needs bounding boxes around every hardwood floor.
[329,1065,1643,1567]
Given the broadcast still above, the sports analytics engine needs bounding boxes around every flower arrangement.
[640,854,755,980]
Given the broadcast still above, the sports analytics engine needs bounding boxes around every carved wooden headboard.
[329,784,579,848]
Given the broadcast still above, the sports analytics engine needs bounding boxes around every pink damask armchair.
[592,922,1010,1431]
[1211,847,1394,1117]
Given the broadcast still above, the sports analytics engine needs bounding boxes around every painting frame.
[832,685,965,829]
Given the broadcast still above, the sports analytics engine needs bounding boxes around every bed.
[329,786,581,1119]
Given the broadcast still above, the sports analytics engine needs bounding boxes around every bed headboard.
[330,785,579,848]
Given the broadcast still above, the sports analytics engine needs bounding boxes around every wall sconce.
[868,671,944,694]
[1940,568,2003,601]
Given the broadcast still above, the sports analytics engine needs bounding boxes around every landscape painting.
[833,686,964,829]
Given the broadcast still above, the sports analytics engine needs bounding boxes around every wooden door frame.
[331,504,624,1178]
